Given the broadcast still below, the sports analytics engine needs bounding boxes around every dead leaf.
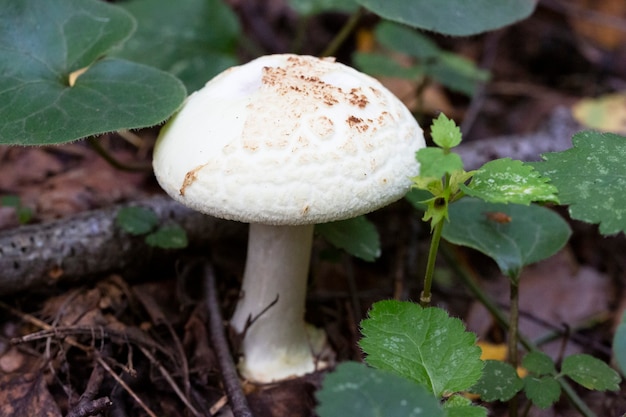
[572,92,626,135]
[0,373,62,417]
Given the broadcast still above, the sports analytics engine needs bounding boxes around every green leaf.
[114,0,240,93]
[463,158,559,205]
[443,395,487,417]
[431,113,462,149]
[376,21,440,60]
[443,198,571,278]
[289,0,359,16]
[523,376,561,409]
[316,362,444,417]
[426,52,490,96]
[613,310,626,376]
[316,216,380,262]
[145,224,188,249]
[530,131,626,235]
[315,362,445,417]
[0,0,186,145]
[522,351,557,376]
[470,360,523,402]
[417,148,464,178]
[360,301,483,397]
[562,354,621,391]
[355,0,537,36]
[116,206,159,236]
[353,52,423,79]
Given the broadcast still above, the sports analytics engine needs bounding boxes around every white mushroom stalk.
[152,54,425,383]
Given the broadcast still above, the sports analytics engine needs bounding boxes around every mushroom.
[152,54,425,383]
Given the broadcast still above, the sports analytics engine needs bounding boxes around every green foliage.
[0,0,186,145]
[443,395,487,417]
[430,113,462,149]
[315,362,445,417]
[530,131,626,235]
[417,148,464,178]
[316,216,380,261]
[470,360,523,402]
[0,195,33,224]
[442,198,571,278]
[523,376,561,409]
[116,207,188,249]
[354,22,490,95]
[522,351,557,375]
[114,0,240,93]
[462,158,559,205]
[359,300,483,397]
[355,0,537,36]
[288,0,358,16]
[613,310,626,376]
[561,354,621,391]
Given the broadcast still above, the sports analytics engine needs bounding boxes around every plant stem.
[508,278,520,417]
[441,244,597,417]
[87,137,152,172]
[320,7,365,57]
[420,219,444,306]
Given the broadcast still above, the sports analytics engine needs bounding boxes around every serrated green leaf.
[613,310,626,376]
[530,131,626,235]
[522,351,557,376]
[523,376,561,408]
[431,113,462,149]
[355,0,537,36]
[316,216,380,262]
[562,354,621,391]
[417,148,464,178]
[114,0,240,93]
[116,206,159,236]
[462,158,559,205]
[360,301,483,397]
[145,224,188,249]
[0,0,186,145]
[470,360,523,402]
[443,395,487,417]
[316,362,444,417]
[443,198,571,278]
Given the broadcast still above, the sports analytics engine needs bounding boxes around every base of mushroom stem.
[237,324,335,384]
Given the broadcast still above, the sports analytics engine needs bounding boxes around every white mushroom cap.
[153,54,425,225]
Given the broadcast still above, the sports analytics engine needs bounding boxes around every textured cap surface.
[153,54,425,225]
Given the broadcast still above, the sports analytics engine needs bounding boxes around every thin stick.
[203,263,254,417]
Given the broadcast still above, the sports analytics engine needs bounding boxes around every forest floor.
[1,1,626,416]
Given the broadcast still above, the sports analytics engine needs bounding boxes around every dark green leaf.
[146,224,188,249]
[316,216,380,262]
[360,301,483,397]
[355,0,537,36]
[522,351,556,376]
[443,395,487,417]
[562,354,621,391]
[531,131,626,235]
[470,360,523,402]
[443,198,571,278]
[376,21,440,60]
[316,362,445,417]
[116,206,159,235]
[114,0,240,93]
[353,52,423,79]
[289,0,359,16]
[0,0,186,145]
[425,52,490,96]
[523,376,561,409]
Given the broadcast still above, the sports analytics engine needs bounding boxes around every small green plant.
[0,195,33,224]
[115,206,188,249]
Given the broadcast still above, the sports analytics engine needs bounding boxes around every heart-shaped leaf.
[316,362,444,417]
[443,198,571,278]
[355,0,537,36]
[0,0,186,145]
[360,300,483,397]
[113,0,240,93]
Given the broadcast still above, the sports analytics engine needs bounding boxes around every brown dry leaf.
[0,373,62,417]
[569,0,626,50]
[466,250,612,358]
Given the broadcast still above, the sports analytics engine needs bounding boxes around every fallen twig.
[203,262,254,417]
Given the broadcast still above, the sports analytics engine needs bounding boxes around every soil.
[1,1,626,416]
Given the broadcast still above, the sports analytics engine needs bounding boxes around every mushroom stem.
[230,223,319,382]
